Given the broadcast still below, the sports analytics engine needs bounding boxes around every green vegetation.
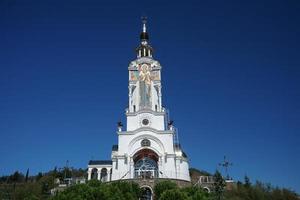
[0,168,298,200]
[0,167,86,200]
[225,176,299,200]
[154,180,177,200]
[51,180,140,200]
[51,180,209,200]
[213,170,226,200]
[155,176,298,200]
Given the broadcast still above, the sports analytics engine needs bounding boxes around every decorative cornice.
[126,109,165,116]
[118,127,174,135]
[88,164,112,168]
[129,58,161,70]
[175,156,189,162]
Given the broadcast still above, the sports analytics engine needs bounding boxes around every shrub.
[154,180,177,200]
[160,189,189,200]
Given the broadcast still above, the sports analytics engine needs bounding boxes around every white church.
[87,19,191,186]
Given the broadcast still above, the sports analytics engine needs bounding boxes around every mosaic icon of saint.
[139,64,152,108]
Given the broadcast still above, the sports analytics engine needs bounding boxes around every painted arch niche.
[133,149,159,179]
[128,134,165,157]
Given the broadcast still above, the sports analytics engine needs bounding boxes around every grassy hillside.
[0,167,298,200]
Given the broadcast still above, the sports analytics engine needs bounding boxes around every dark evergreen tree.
[213,170,226,200]
[25,168,29,183]
[244,175,251,188]
[10,171,24,183]
[36,172,43,181]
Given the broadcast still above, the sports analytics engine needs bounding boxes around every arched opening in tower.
[133,149,159,179]
[100,168,108,182]
[91,168,98,180]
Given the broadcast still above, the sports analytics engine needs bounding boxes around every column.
[97,168,102,181]
[129,87,132,111]
[130,158,134,179]
[87,168,92,180]
[158,156,163,178]
[158,85,162,111]
[107,168,111,181]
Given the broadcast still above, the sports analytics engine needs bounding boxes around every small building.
[88,160,112,182]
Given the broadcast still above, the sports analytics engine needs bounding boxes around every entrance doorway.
[140,187,152,200]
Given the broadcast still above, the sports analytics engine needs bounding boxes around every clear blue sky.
[0,0,299,193]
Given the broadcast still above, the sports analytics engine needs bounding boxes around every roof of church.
[88,160,112,165]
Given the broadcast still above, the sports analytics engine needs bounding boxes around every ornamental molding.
[139,114,152,127]
[126,109,165,116]
[129,58,161,70]
[128,134,165,157]
[118,127,174,135]
[175,156,189,162]
[88,164,112,168]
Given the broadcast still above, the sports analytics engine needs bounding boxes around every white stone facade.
[88,21,191,183]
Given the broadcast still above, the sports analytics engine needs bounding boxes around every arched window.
[133,149,159,179]
[134,157,158,179]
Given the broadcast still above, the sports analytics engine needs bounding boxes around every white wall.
[111,128,190,181]
[126,112,165,131]
[109,56,191,182]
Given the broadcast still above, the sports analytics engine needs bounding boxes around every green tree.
[160,188,189,200]
[154,180,177,200]
[34,175,55,196]
[213,170,226,200]
[224,179,299,200]
[36,172,43,181]
[181,186,210,200]
[25,168,29,183]
[51,183,93,200]
[51,180,140,200]
[244,175,251,188]
[72,168,87,178]
[13,182,42,200]
[9,171,24,183]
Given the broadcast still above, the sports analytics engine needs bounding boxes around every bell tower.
[87,18,191,183]
[127,18,164,131]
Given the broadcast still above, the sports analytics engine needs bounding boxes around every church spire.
[136,17,153,58]
[140,17,149,41]
[142,17,147,33]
